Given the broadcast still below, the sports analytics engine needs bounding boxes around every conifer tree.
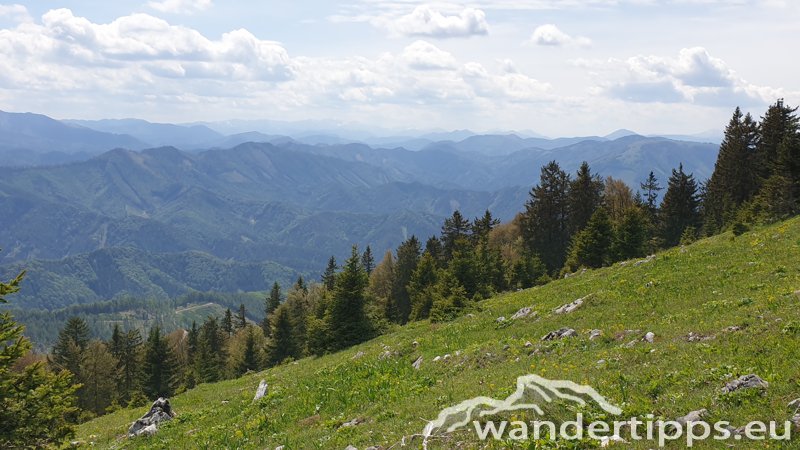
[222,308,233,336]
[141,326,176,399]
[368,250,395,319]
[266,304,298,365]
[428,270,469,323]
[441,210,471,260]
[194,317,226,383]
[564,207,614,271]
[703,107,759,233]
[757,99,799,180]
[389,236,420,323]
[263,282,282,336]
[322,256,338,290]
[408,252,439,320]
[521,161,571,274]
[111,328,143,405]
[660,164,701,247]
[235,327,261,376]
[424,236,443,266]
[612,206,649,261]
[471,210,500,242]
[51,317,90,376]
[361,246,375,275]
[294,275,307,293]
[236,303,247,330]
[325,246,372,351]
[639,171,662,218]
[1,270,78,448]
[568,162,604,234]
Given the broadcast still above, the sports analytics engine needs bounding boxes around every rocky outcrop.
[510,306,536,320]
[253,380,268,401]
[128,398,175,438]
[554,295,590,315]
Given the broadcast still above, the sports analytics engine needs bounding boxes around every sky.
[0,0,798,137]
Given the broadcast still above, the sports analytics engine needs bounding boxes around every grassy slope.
[77,218,800,449]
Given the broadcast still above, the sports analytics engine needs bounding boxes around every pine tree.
[428,270,469,323]
[236,303,247,330]
[703,107,760,233]
[510,251,548,289]
[564,207,614,271]
[1,270,79,448]
[51,317,90,376]
[441,210,471,260]
[389,236,420,323]
[141,326,176,399]
[194,317,226,383]
[757,99,799,180]
[111,328,143,405]
[361,246,375,275]
[424,236,443,266]
[325,246,372,351]
[222,308,233,336]
[266,304,298,365]
[568,162,604,234]
[322,256,338,290]
[521,161,571,274]
[660,164,701,247]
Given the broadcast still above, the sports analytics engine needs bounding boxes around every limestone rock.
[127,398,175,438]
[541,328,577,341]
[722,374,768,393]
[554,295,590,315]
[676,409,707,425]
[643,332,655,343]
[253,379,268,401]
[510,306,536,320]
[589,329,603,340]
[412,356,423,370]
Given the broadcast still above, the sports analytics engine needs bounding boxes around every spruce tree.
[361,246,375,275]
[564,207,614,271]
[441,210,471,260]
[471,210,500,242]
[639,171,662,219]
[408,252,439,320]
[1,270,78,448]
[521,161,571,274]
[568,162,604,234]
[195,317,226,383]
[424,236,443,266]
[703,107,759,233]
[236,327,261,375]
[389,236,420,323]
[263,282,282,336]
[266,304,297,365]
[368,250,395,319]
[659,164,701,247]
[222,308,233,336]
[51,317,90,376]
[612,206,649,261]
[322,256,338,290]
[110,328,143,405]
[79,341,118,415]
[141,326,176,399]
[428,270,469,323]
[325,246,372,351]
[757,99,799,180]
[236,303,247,330]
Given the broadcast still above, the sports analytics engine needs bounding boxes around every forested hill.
[0,136,716,310]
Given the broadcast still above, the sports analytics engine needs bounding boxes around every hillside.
[76,217,800,449]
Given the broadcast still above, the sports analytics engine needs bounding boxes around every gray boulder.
[128,398,175,438]
[541,328,577,341]
[412,356,423,370]
[510,306,536,320]
[589,329,603,340]
[722,374,769,393]
[554,296,590,315]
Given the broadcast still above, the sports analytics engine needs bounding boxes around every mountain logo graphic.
[422,374,622,443]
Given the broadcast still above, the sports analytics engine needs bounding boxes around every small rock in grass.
[253,380,268,402]
[433,356,441,362]
[443,354,451,360]
[589,329,603,340]
[633,254,656,267]
[365,447,383,450]
[275,446,285,450]
[554,296,589,315]
[643,332,655,343]
[788,398,800,410]
[412,356,423,370]
[722,374,768,393]
[339,418,365,429]
[524,341,533,348]
[502,344,510,351]
[510,306,536,320]
[467,313,475,318]
[676,409,707,425]
[412,340,419,347]
[599,435,626,447]
[496,316,506,323]
[352,351,365,360]
[344,446,358,450]
[724,325,743,332]
[792,414,800,430]
[541,328,577,341]
[596,359,606,366]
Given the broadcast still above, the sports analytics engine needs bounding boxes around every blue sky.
[0,0,797,136]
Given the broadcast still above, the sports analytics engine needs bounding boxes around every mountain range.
[0,110,720,309]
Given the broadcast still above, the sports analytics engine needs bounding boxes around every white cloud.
[530,24,591,47]
[392,5,488,38]
[603,47,781,106]
[0,3,30,22]
[401,40,457,70]
[146,0,212,14]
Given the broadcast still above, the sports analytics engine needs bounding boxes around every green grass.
[76,218,800,449]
